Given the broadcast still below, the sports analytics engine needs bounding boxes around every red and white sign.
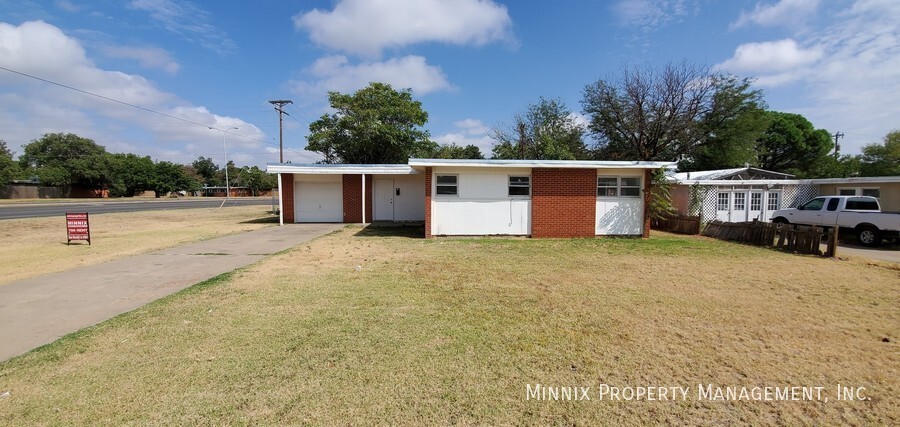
[66,212,91,245]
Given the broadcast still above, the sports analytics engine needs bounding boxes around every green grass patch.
[1,228,896,424]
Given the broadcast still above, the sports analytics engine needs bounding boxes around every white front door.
[374,179,394,221]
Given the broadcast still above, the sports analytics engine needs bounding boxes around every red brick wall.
[342,174,373,223]
[532,168,597,238]
[424,167,432,238]
[281,173,295,223]
[642,168,652,238]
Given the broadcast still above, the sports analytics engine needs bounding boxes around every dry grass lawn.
[0,206,275,285]
[0,226,897,425]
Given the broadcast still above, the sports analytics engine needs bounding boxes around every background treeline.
[0,133,275,197]
[306,65,898,178]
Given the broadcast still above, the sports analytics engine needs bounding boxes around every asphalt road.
[0,197,276,220]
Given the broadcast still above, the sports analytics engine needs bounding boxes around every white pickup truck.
[770,196,900,247]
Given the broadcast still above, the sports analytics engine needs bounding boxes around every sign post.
[66,212,91,245]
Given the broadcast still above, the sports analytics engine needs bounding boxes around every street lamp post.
[210,126,238,205]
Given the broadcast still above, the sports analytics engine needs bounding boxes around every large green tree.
[149,161,200,198]
[306,82,432,164]
[240,166,276,196]
[0,139,20,185]
[679,76,770,171]
[756,111,833,176]
[492,97,588,160]
[426,143,485,159]
[107,153,155,197]
[19,133,111,189]
[192,156,221,186]
[582,62,717,161]
[859,130,900,176]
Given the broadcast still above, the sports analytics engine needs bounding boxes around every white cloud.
[0,20,264,164]
[613,0,688,30]
[290,55,454,98]
[99,45,180,74]
[433,119,494,155]
[716,39,823,79]
[129,0,236,55]
[719,0,900,154]
[731,0,821,30]
[54,0,80,12]
[293,0,514,57]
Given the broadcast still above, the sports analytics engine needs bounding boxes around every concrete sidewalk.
[0,223,343,361]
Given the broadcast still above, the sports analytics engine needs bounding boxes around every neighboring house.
[669,167,900,222]
[812,177,900,211]
[267,159,675,238]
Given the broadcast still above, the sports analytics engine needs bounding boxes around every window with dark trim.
[435,174,458,196]
[508,176,530,196]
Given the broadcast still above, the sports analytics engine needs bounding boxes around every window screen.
[435,175,458,195]
[509,176,530,196]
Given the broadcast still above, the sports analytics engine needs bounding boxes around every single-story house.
[668,167,900,222]
[267,159,675,238]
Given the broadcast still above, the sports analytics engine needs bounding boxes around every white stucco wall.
[595,168,644,235]
[431,167,532,235]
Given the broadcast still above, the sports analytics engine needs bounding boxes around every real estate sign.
[65,212,91,245]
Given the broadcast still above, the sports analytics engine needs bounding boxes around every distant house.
[267,159,675,238]
[668,167,900,222]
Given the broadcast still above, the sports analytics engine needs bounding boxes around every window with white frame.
[508,176,530,196]
[750,192,762,211]
[597,177,618,196]
[767,192,781,211]
[620,177,642,197]
[734,192,746,211]
[435,174,458,196]
[838,187,881,198]
[862,188,881,198]
[597,176,641,197]
[717,192,730,210]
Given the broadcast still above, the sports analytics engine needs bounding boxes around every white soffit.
[408,158,676,169]
[266,163,418,175]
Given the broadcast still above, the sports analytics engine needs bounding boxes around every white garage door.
[295,181,343,222]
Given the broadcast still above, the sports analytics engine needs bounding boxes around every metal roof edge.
[266,163,418,175]
[806,176,900,184]
[408,158,676,169]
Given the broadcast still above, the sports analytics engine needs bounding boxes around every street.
[0,197,276,220]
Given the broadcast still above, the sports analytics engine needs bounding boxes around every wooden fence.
[701,220,837,257]
[651,214,701,235]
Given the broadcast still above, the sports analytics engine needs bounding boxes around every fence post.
[827,226,839,258]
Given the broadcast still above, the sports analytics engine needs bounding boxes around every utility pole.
[832,131,844,158]
[268,100,293,163]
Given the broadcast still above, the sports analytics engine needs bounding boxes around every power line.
[0,65,320,161]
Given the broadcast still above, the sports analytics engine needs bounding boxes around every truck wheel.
[772,217,789,225]
[856,226,882,247]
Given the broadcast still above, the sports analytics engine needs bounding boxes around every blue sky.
[0,0,897,168]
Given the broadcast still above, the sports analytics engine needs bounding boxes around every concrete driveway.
[829,241,900,264]
[0,223,343,362]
